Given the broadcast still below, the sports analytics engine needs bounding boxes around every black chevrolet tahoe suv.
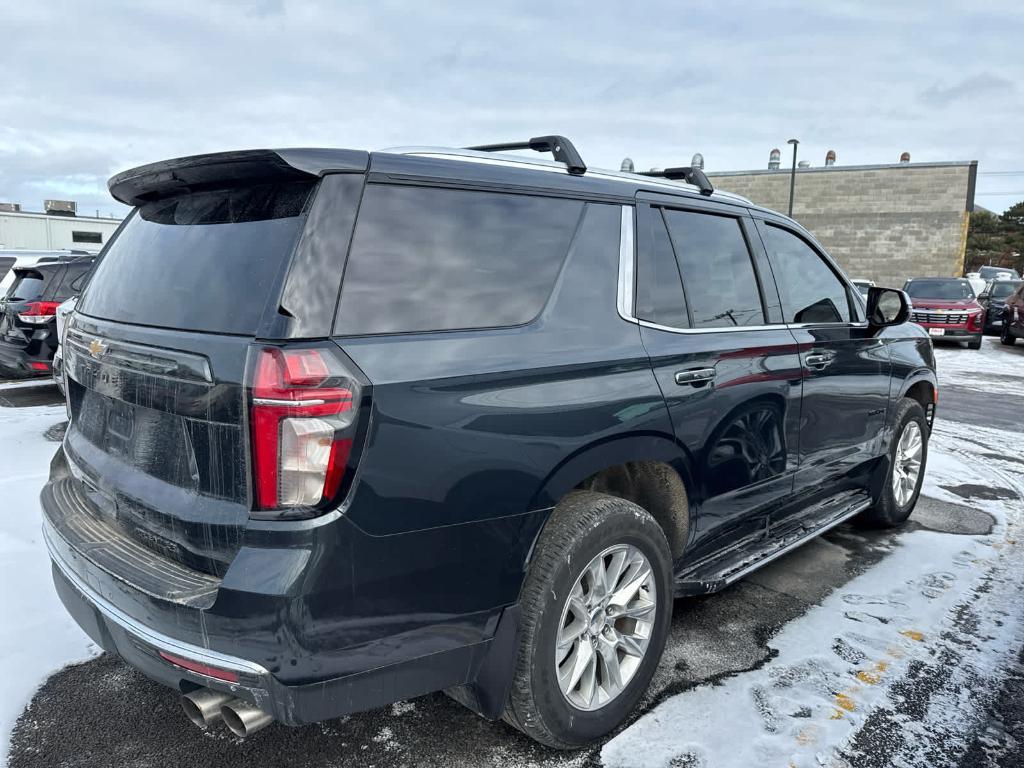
[41,137,936,748]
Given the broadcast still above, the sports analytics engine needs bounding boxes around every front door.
[632,200,803,563]
[755,217,892,529]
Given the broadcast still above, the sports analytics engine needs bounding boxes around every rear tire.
[502,491,673,749]
[857,399,928,528]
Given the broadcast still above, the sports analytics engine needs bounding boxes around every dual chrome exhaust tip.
[181,689,273,737]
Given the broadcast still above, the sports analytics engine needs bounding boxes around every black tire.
[502,491,673,749]
[857,399,928,528]
[1001,322,1017,346]
[968,337,982,350]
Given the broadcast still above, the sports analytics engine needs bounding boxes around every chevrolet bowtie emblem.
[88,338,108,358]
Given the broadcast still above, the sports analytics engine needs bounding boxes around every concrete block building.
[707,159,977,287]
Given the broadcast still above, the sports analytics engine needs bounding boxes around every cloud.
[921,72,1016,106]
[0,0,1021,217]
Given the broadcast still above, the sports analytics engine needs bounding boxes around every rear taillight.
[18,301,61,325]
[248,346,362,518]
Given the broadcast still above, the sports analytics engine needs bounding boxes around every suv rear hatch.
[54,151,367,588]
[1,266,55,348]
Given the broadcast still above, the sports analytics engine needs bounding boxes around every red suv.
[903,277,984,349]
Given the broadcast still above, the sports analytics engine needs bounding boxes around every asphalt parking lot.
[3,337,1024,768]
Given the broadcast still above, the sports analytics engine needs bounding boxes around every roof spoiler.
[108,148,369,206]
[638,166,715,196]
[466,135,587,176]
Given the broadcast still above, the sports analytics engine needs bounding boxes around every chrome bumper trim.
[43,518,270,678]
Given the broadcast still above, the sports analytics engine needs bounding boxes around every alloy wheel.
[555,544,656,711]
[892,421,923,507]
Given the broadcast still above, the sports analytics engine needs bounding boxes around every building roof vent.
[44,199,77,217]
[899,152,911,163]
[769,148,781,169]
[620,157,635,172]
[0,202,21,213]
[797,160,811,169]
[825,150,836,166]
[691,152,704,170]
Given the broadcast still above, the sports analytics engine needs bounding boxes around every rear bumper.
[48,525,505,723]
[41,447,539,723]
[0,335,54,374]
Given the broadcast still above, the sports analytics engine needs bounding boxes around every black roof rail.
[638,166,715,197]
[466,135,587,176]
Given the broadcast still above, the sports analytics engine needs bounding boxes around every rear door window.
[635,206,689,328]
[76,180,314,335]
[334,185,584,335]
[662,209,765,329]
[761,224,853,324]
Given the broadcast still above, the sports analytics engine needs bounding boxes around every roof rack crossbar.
[466,135,587,175]
[638,166,715,196]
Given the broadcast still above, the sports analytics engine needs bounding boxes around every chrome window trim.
[617,206,636,323]
[620,205,872,335]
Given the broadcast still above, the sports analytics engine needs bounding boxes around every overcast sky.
[1,0,1022,218]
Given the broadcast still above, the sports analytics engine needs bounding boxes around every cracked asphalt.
[4,341,1024,768]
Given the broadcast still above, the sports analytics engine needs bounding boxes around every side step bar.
[674,500,871,597]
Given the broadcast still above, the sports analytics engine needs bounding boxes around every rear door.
[754,216,892,528]
[633,197,803,563]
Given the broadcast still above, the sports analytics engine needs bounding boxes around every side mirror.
[866,287,910,331]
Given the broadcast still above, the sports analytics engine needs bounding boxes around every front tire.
[503,491,673,749]
[968,336,982,350]
[858,398,928,528]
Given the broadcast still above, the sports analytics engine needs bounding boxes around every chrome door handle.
[675,368,716,386]
[804,353,832,370]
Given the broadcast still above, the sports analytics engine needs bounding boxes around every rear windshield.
[905,279,974,300]
[77,181,314,335]
[7,271,46,301]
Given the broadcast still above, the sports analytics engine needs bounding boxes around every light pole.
[787,138,799,217]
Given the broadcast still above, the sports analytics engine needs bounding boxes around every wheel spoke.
[603,549,628,595]
[611,561,652,606]
[618,633,647,658]
[608,599,656,621]
[560,639,594,692]
[598,639,623,691]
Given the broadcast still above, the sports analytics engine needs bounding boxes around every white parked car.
[52,295,78,394]
[964,272,987,297]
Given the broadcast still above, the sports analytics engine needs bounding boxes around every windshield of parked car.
[904,279,975,300]
[990,281,1021,300]
[979,266,1020,280]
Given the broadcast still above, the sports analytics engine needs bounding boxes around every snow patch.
[0,404,99,763]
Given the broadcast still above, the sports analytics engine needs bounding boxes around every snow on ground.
[0,396,99,763]
[603,416,1024,767]
[933,336,1024,395]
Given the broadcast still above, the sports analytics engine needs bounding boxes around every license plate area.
[928,327,946,337]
